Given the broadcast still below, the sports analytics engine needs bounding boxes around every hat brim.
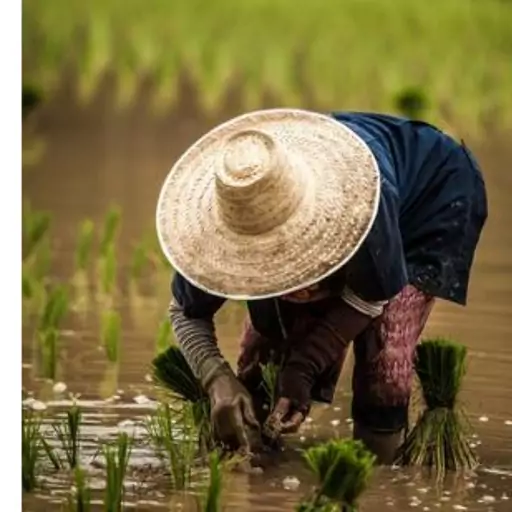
[156,109,380,300]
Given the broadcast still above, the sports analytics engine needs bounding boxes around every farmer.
[156,109,488,464]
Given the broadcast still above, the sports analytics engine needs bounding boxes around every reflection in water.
[22,87,512,510]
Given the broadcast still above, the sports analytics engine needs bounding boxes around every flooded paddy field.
[22,93,512,511]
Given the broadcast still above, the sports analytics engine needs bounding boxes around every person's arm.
[169,272,230,388]
[169,272,261,451]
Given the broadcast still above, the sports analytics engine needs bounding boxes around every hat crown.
[214,129,303,235]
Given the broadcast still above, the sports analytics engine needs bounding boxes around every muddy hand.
[206,371,262,453]
[263,397,306,439]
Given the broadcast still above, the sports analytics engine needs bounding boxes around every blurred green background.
[22,0,512,136]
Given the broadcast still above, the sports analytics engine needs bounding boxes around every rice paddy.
[20,202,512,511]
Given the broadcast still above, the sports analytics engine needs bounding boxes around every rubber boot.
[353,422,404,465]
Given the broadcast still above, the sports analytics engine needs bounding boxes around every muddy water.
[22,86,512,511]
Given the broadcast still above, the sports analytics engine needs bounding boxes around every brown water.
[22,86,512,511]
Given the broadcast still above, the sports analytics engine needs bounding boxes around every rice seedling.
[54,403,82,469]
[39,284,69,331]
[75,219,95,272]
[129,238,151,282]
[22,408,43,492]
[22,407,61,491]
[197,450,223,512]
[155,319,173,355]
[67,467,92,512]
[99,206,121,258]
[22,268,35,300]
[102,432,133,512]
[101,310,121,363]
[152,346,213,449]
[145,402,197,490]
[260,361,280,412]
[395,338,479,480]
[22,266,48,323]
[22,203,52,261]
[32,236,52,280]
[99,243,117,295]
[297,439,376,512]
[39,329,59,380]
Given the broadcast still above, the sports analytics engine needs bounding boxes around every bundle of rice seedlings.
[395,338,479,480]
[152,345,207,404]
[297,439,376,512]
[152,346,212,449]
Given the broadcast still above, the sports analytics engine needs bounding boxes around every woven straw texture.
[156,109,380,299]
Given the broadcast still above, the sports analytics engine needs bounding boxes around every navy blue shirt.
[333,112,487,304]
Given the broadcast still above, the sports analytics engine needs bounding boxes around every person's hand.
[263,362,312,439]
[206,369,262,453]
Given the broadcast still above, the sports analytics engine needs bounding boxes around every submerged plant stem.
[102,432,133,512]
[54,403,82,469]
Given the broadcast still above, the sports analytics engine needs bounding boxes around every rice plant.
[144,402,197,490]
[152,346,213,449]
[23,1,512,134]
[99,206,121,258]
[67,467,92,512]
[129,238,151,282]
[197,450,223,512]
[23,266,46,320]
[102,432,133,512]
[297,439,376,512]
[395,338,479,480]
[260,362,280,412]
[22,407,60,491]
[22,268,36,300]
[39,328,59,380]
[32,236,52,280]
[155,319,173,355]
[101,310,121,363]
[54,403,82,469]
[75,219,95,272]
[22,203,52,261]
[39,284,69,331]
[22,408,43,492]
[99,243,117,295]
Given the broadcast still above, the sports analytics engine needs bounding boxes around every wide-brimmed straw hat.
[156,108,380,300]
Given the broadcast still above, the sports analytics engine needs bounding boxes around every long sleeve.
[169,272,229,387]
